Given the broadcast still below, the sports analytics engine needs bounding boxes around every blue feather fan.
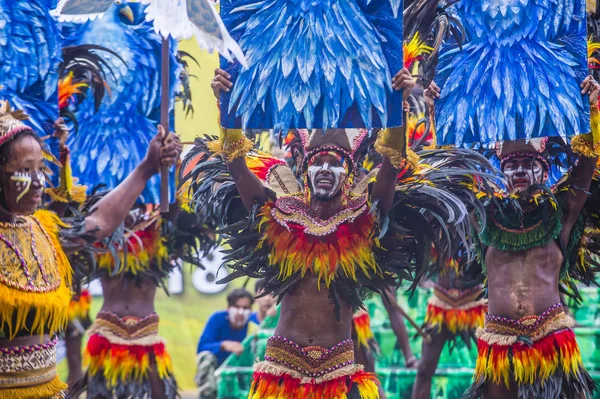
[219,0,404,134]
[435,0,590,146]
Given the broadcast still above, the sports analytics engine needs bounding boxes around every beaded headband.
[500,152,550,171]
[303,146,353,173]
[496,137,549,170]
[0,101,32,148]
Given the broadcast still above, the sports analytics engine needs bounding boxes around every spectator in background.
[254,279,278,324]
[195,288,259,399]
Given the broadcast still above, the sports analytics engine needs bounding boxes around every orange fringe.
[353,311,375,350]
[424,303,486,335]
[68,289,91,322]
[85,334,174,386]
[249,370,380,399]
[474,329,583,388]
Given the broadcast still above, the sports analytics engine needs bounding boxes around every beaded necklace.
[0,216,60,293]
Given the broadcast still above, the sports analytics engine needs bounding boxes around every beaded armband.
[572,107,600,158]
[208,110,253,163]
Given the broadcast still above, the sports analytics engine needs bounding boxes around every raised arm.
[211,68,267,211]
[371,68,416,212]
[562,76,600,238]
[84,126,181,239]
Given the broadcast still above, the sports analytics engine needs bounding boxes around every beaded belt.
[264,336,355,379]
[483,303,569,341]
[0,336,58,388]
[432,285,483,308]
[88,311,163,346]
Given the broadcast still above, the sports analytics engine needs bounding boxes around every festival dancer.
[411,255,486,399]
[352,288,418,399]
[426,75,600,398]
[181,66,497,399]
[0,100,180,399]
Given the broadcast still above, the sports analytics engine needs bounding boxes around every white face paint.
[503,157,545,193]
[308,161,347,200]
[228,307,251,328]
[10,170,44,203]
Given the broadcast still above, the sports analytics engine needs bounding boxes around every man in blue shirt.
[196,288,259,364]
[195,288,258,399]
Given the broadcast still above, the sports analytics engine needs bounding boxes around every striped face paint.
[308,153,348,200]
[11,170,44,203]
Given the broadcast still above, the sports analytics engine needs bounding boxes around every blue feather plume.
[0,0,61,135]
[435,0,590,146]
[61,2,180,204]
[219,0,404,134]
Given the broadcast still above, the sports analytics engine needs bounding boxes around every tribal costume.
[422,248,487,350]
[463,133,600,398]
[0,102,97,399]
[181,107,498,397]
[75,203,215,399]
[85,311,175,399]
[423,284,486,349]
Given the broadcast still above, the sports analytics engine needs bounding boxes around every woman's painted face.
[308,154,348,200]
[1,135,45,215]
[502,156,547,193]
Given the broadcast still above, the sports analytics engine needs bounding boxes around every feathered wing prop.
[434,0,590,146]
[53,0,246,65]
[141,0,247,66]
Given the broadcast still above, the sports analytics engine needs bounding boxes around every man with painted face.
[425,76,600,398]
[203,68,416,398]
[180,66,492,399]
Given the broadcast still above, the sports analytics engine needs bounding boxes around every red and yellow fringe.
[425,303,486,335]
[258,203,379,287]
[474,329,583,388]
[68,289,91,322]
[353,311,375,350]
[85,334,174,386]
[97,223,168,275]
[249,370,379,399]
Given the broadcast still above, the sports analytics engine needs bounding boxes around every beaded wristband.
[212,109,253,162]
[572,107,600,158]
[375,128,407,169]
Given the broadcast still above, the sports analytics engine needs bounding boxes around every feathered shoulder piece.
[180,128,499,313]
[558,164,600,303]
[180,135,300,227]
[90,202,217,289]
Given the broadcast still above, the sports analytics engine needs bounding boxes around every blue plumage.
[62,2,179,204]
[0,0,61,135]
[435,0,590,146]
[219,0,404,133]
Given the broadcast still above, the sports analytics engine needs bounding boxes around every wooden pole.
[160,37,170,213]
[390,300,432,344]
